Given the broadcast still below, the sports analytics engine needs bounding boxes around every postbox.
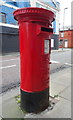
[13,7,55,113]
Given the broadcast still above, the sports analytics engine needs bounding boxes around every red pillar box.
[13,7,55,113]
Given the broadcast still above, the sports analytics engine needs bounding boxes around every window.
[13,2,18,6]
[52,1,56,8]
[61,32,64,37]
[0,12,6,23]
[59,40,63,46]
[36,2,40,7]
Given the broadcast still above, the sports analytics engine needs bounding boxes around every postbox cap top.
[13,7,55,24]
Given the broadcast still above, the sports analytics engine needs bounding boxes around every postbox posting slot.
[41,27,53,33]
[36,25,53,35]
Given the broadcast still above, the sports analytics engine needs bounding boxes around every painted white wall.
[0,0,19,9]
[51,39,54,47]
[0,22,19,28]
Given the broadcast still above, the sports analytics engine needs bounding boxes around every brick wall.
[59,30,73,48]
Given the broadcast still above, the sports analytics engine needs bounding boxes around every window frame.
[0,12,6,23]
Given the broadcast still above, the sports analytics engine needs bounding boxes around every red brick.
[59,30,73,48]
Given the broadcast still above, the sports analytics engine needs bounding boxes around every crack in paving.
[50,64,72,74]
[0,82,20,94]
[58,95,71,102]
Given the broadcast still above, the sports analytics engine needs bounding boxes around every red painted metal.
[13,7,55,92]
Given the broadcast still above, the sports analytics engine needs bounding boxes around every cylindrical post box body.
[13,7,55,113]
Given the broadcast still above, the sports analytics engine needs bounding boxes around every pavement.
[0,66,72,119]
[0,48,72,119]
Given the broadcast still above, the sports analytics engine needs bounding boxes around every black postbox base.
[20,88,49,113]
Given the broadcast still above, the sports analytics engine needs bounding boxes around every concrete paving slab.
[2,87,20,101]
[2,96,24,118]
[41,97,71,118]
[24,97,71,118]
[0,96,2,118]
[50,81,66,97]
[0,87,24,118]
[51,68,71,87]
[50,67,71,97]
[71,83,73,102]
[59,85,71,101]
[0,117,2,120]
[71,102,73,119]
